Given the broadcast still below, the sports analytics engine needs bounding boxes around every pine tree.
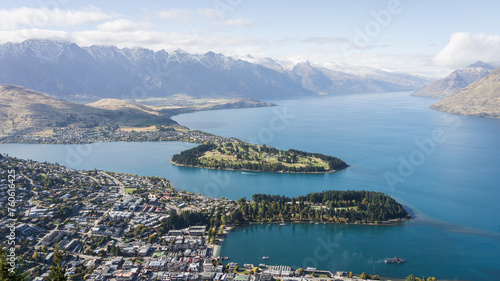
[48,245,67,281]
[0,247,24,281]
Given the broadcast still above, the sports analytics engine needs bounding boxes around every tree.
[0,247,25,281]
[32,251,40,261]
[348,272,353,278]
[49,245,67,281]
[372,275,380,280]
[233,265,239,273]
[253,267,260,273]
[296,268,305,276]
[406,274,417,281]
[360,272,369,280]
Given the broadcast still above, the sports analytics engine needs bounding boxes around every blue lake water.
[1,92,499,280]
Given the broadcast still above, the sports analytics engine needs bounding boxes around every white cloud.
[67,30,261,55]
[0,7,111,29]
[196,8,219,20]
[158,9,195,24]
[303,37,350,44]
[213,18,255,28]
[98,19,153,32]
[158,8,232,24]
[434,32,500,68]
[0,29,72,43]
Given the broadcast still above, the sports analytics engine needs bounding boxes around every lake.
[1,92,499,280]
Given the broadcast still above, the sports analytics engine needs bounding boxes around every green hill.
[171,142,349,173]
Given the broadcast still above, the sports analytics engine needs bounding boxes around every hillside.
[290,61,431,95]
[0,40,430,101]
[87,98,162,116]
[0,84,176,135]
[430,68,500,118]
[412,61,495,98]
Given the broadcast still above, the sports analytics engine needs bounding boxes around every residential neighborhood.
[1,154,396,281]
[0,127,237,145]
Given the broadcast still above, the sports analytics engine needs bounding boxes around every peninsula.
[0,154,413,280]
[171,142,349,173]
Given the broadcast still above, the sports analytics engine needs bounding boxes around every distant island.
[171,142,349,173]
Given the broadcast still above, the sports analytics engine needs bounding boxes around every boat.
[384,257,405,264]
[279,223,286,226]
[262,256,270,260]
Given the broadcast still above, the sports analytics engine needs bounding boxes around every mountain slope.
[0,84,175,135]
[0,40,311,101]
[412,61,495,98]
[430,68,500,118]
[87,98,162,116]
[289,62,430,95]
[0,40,430,101]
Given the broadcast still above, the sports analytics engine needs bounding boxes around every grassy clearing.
[124,188,137,194]
[199,144,330,170]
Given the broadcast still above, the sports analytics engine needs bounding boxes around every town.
[0,154,431,281]
[0,126,236,145]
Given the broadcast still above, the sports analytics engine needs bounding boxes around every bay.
[1,91,500,280]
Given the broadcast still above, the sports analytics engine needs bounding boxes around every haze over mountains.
[0,40,430,101]
[430,68,500,118]
[412,61,496,98]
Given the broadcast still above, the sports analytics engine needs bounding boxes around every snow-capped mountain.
[411,61,496,98]
[236,55,432,95]
[0,40,430,101]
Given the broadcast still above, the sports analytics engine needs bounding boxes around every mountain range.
[0,40,431,101]
[411,61,496,98]
[430,68,500,118]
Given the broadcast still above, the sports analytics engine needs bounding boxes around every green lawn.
[124,187,137,194]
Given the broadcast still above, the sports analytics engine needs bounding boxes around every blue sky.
[1,0,500,77]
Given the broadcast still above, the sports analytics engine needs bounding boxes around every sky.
[1,0,500,78]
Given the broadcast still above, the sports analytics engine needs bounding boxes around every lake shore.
[171,161,341,174]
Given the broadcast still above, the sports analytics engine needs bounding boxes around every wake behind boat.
[385,257,405,264]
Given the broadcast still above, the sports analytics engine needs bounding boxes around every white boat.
[262,256,270,260]
[384,257,405,264]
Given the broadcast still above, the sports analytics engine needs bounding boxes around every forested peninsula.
[208,190,410,230]
[171,142,349,173]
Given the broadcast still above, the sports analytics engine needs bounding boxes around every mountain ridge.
[0,84,176,135]
[430,68,500,118]
[412,61,495,98]
[0,40,430,101]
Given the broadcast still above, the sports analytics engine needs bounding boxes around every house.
[138,246,150,257]
[203,262,216,273]
[168,229,184,236]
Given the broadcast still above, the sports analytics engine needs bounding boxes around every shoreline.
[214,224,463,281]
[226,219,410,230]
[171,161,343,174]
